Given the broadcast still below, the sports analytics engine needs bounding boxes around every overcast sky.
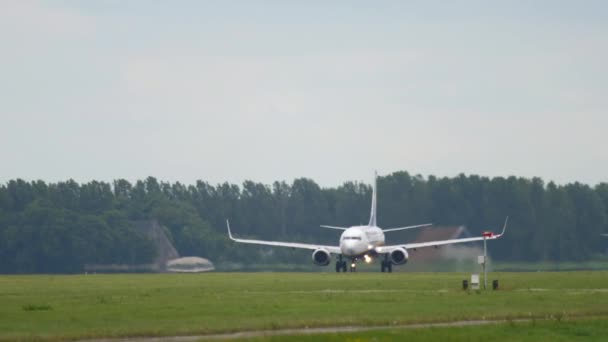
[1,1,607,187]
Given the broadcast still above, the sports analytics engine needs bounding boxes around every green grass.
[0,272,607,341]
[233,319,608,341]
[493,259,608,272]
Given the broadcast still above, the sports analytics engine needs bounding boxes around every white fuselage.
[339,226,385,257]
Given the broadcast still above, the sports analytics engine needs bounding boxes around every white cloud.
[1,2,607,186]
[0,0,94,40]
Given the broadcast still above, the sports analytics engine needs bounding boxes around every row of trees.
[1,172,607,273]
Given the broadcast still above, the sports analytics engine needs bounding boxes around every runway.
[79,317,547,341]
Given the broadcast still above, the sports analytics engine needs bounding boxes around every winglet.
[226,219,235,240]
[499,216,509,236]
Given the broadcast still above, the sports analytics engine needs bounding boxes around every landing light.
[351,263,356,268]
[364,255,372,263]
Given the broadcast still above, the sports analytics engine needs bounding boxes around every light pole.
[483,235,487,290]
[481,230,494,290]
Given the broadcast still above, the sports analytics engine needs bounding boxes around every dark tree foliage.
[0,172,607,273]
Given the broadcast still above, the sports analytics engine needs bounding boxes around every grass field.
[0,272,607,341]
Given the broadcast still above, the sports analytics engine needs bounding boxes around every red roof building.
[409,226,484,263]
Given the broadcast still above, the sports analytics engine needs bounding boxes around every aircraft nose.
[342,240,358,255]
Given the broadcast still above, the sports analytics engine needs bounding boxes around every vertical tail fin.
[368,171,377,227]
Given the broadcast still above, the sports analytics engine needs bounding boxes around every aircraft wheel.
[335,262,341,273]
[381,261,386,272]
[387,262,393,273]
[341,262,347,272]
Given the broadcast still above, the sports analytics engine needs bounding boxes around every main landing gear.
[336,255,392,273]
[335,256,347,272]
[381,254,392,273]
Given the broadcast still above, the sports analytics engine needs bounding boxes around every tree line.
[1,172,607,273]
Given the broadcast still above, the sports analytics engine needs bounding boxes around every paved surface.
[79,318,532,341]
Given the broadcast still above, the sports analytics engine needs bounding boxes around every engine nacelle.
[312,249,331,266]
[389,247,409,265]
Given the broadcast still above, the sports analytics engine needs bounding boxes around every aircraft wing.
[226,220,342,254]
[376,217,508,253]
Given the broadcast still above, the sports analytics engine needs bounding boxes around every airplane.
[226,173,508,272]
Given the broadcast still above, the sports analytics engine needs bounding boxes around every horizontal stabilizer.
[382,223,433,233]
[320,225,349,230]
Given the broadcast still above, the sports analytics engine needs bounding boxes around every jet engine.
[312,249,331,266]
[389,247,409,265]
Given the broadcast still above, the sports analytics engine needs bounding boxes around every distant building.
[166,257,215,272]
[85,220,214,273]
[132,220,179,270]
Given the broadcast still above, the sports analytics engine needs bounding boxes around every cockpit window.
[343,236,362,240]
